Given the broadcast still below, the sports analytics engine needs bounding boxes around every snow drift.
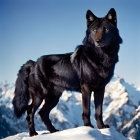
[2,126,128,140]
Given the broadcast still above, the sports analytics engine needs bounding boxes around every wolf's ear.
[106,8,117,26]
[86,10,97,27]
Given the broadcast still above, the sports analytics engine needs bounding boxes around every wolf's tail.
[12,60,35,118]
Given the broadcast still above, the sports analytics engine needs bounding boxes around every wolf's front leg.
[81,84,94,128]
[94,87,109,129]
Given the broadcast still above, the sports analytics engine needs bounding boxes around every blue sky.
[0,0,140,87]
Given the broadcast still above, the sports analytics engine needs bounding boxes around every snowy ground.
[2,126,128,140]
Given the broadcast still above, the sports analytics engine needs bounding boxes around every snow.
[122,106,140,130]
[103,77,140,123]
[0,82,14,108]
[120,78,140,106]
[1,126,128,140]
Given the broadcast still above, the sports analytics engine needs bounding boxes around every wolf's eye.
[93,29,97,32]
[105,28,109,32]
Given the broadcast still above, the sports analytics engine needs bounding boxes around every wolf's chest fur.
[70,45,117,89]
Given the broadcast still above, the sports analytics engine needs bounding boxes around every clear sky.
[0,0,140,87]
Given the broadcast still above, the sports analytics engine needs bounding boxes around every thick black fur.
[12,8,122,136]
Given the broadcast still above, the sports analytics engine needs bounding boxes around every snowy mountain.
[0,76,140,139]
[103,76,140,140]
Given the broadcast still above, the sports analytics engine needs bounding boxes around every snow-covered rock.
[1,126,128,140]
[103,76,140,139]
[121,106,140,139]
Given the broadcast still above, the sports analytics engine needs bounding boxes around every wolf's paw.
[29,131,38,137]
[99,124,110,129]
[50,128,59,133]
[85,123,94,128]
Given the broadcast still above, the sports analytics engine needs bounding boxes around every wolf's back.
[12,60,35,118]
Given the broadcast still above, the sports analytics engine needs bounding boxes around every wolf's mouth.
[95,42,105,47]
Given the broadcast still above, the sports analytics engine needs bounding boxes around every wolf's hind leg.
[39,93,60,133]
[26,97,43,136]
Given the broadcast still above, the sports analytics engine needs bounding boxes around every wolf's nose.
[96,39,102,43]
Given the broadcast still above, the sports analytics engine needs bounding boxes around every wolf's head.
[84,8,122,48]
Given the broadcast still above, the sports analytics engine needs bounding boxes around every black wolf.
[12,8,122,136]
